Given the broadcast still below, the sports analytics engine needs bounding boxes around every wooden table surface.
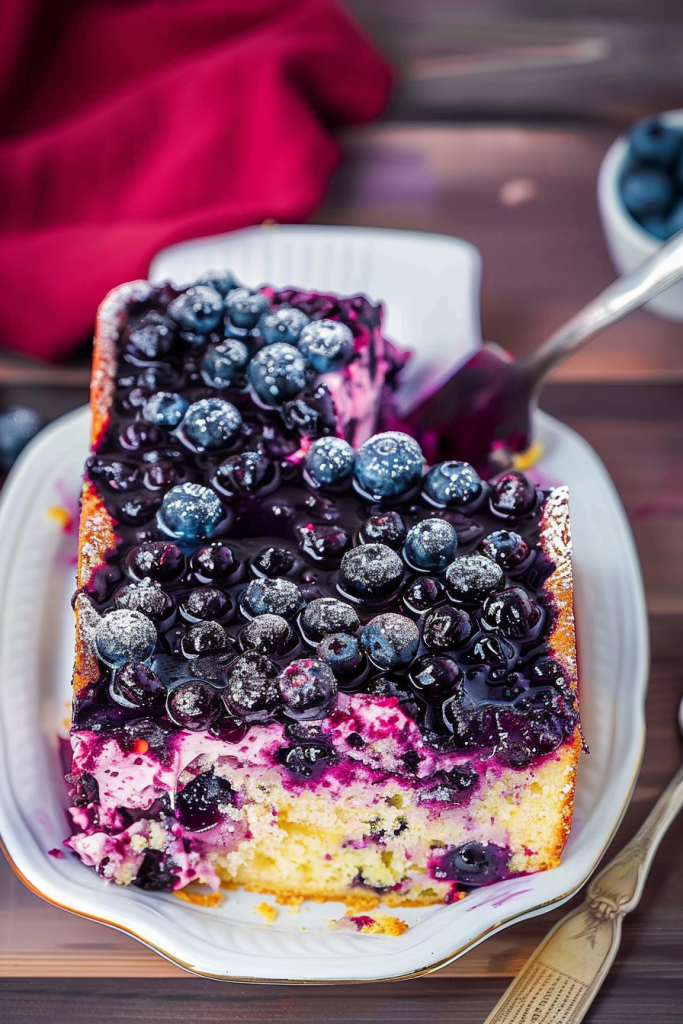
[1,124,683,1022]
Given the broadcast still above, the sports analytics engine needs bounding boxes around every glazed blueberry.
[466,631,516,668]
[118,421,162,453]
[316,633,364,678]
[402,576,444,614]
[490,471,537,517]
[225,288,269,329]
[142,392,189,428]
[222,653,280,721]
[87,457,139,492]
[422,605,472,650]
[251,546,295,578]
[298,319,354,372]
[432,842,510,887]
[354,431,424,500]
[248,342,308,406]
[181,398,242,450]
[133,850,176,891]
[629,117,681,166]
[115,580,173,621]
[180,620,230,657]
[404,518,457,572]
[410,654,462,702]
[209,713,248,743]
[166,679,223,730]
[445,554,503,604]
[176,768,235,832]
[360,613,420,670]
[621,167,674,218]
[125,311,175,361]
[298,523,350,561]
[480,530,529,569]
[259,306,310,344]
[214,450,275,496]
[180,588,230,622]
[0,405,41,471]
[530,655,568,688]
[199,271,238,297]
[423,461,482,507]
[360,511,406,549]
[128,541,185,582]
[87,564,123,603]
[191,542,237,581]
[157,482,224,543]
[241,614,294,656]
[110,662,167,710]
[278,742,333,777]
[201,340,249,389]
[95,610,157,667]
[143,459,184,491]
[168,286,224,334]
[338,543,404,602]
[277,658,337,720]
[301,597,360,642]
[240,577,304,618]
[482,586,541,638]
[305,436,355,487]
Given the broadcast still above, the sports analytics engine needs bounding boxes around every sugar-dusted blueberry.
[241,614,294,656]
[176,768,235,832]
[301,597,360,642]
[404,518,457,572]
[128,541,185,582]
[360,510,406,549]
[188,651,233,682]
[259,306,310,344]
[201,340,249,389]
[298,319,354,372]
[360,613,420,670]
[445,554,503,604]
[402,576,444,614]
[142,392,189,428]
[482,586,541,639]
[181,397,242,450]
[316,633,364,678]
[168,285,224,334]
[277,659,337,720]
[115,579,173,621]
[248,342,308,406]
[157,482,224,543]
[629,117,681,166]
[251,546,295,578]
[221,652,280,721]
[95,609,157,667]
[480,530,529,569]
[191,542,237,581]
[277,742,333,778]
[410,654,462,702]
[213,450,276,496]
[0,405,41,471]
[240,577,304,619]
[225,288,269,329]
[180,620,230,657]
[125,311,175,361]
[422,763,480,805]
[422,605,472,650]
[432,842,510,887]
[180,587,231,622]
[87,457,139,492]
[338,543,404,602]
[110,662,167,710]
[354,431,424,500]
[298,523,350,562]
[166,679,223,730]
[490,471,537,517]
[305,436,355,487]
[423,460,482,507]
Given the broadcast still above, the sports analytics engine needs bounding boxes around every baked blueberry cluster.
[75,276,578,782]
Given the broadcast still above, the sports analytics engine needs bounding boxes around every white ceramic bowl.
[597,108,683,320]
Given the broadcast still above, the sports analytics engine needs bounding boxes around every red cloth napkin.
[0,0,392,360]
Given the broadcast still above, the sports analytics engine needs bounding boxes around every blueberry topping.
[201,340,249,389]
[445,554,503,604]
[241,614,293,656]
[143,459,184,491]
[128,541,185,582]
[402,576,444,614]
[110,662,167,710]
[482,587,541,638]
[225,288,269,329]
[248,342,308,406]
[0,405,41,471]
[168,286,224,334]
[166,679,223,730]
[259,306,310,344]
[301,597,360,642]
[298,523,350,561]
[142,392,189,428]
[180,587,230,622]
[490,471,537,517]
[222,653,280,721]
[422,605,472,650]
[240,577,304,618]
[298,319,354,372]
[176,768,235,832]
[214,451,275,496]
[360,511,406,548]
[157,482,224,542]
[209,714,248,743]
[87,457,139,492]
[115,580,173,621]
[530,655,568,688]
[125,311,175,361]
[95,610,157,667]
[354,431,424,500]
[480,530,529,569]
[403,518,457,572]
[423,461,482,507]
[181,398,242,450]
[432,842,510,887]
[277,742,333,777]
[180,620,230,657]
[466,632,516,668]
[191,542,236,581]
[305,436,355,486]
[277,658,337,719]
[410,654,462,702]
[422,764,479,804]
[316,633,364,678]
[360,613,420,670]
[251,546,295,578]
[338,543,403,602]
[133,850,176,891]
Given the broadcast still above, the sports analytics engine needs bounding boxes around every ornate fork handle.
[483,762,683,1024]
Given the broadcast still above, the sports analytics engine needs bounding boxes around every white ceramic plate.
[0,226,648,983]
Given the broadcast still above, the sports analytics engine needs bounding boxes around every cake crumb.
[174,889,224,909]
[254,901,278,924]
[333,912,409,937]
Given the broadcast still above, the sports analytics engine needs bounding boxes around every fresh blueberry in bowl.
[277,659,337,720]
[225,288,269,329]
[248,342,308,406]
[629,117,681,166]
[166,679,223,730]
[180,398,242,450]
[621,167,674,218]
[403,518,457,572]
[305,436,355,487]
[423,461,482,508]
[142,392,189,428]
[337,543,404,602]
[175,768,235,832]
[354,431,424,500]
[360,510,406,549]
[298,319,354,372]
[95,609,157,667]
[201,340,249,389]
[157,482,224,543]
[221,652,280,721]
[360,613,420,670]
[0,405,41,471]
[316,633,365,679]
[168,285,224,334]
[259,306,310,344]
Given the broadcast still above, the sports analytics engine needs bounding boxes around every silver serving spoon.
[408,229,683,476]
[482,693,683,1024]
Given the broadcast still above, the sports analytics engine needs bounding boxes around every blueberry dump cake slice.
[67,275,580,907]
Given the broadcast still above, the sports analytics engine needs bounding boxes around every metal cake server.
[481,692,683,1024]
[408,229,683,477]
